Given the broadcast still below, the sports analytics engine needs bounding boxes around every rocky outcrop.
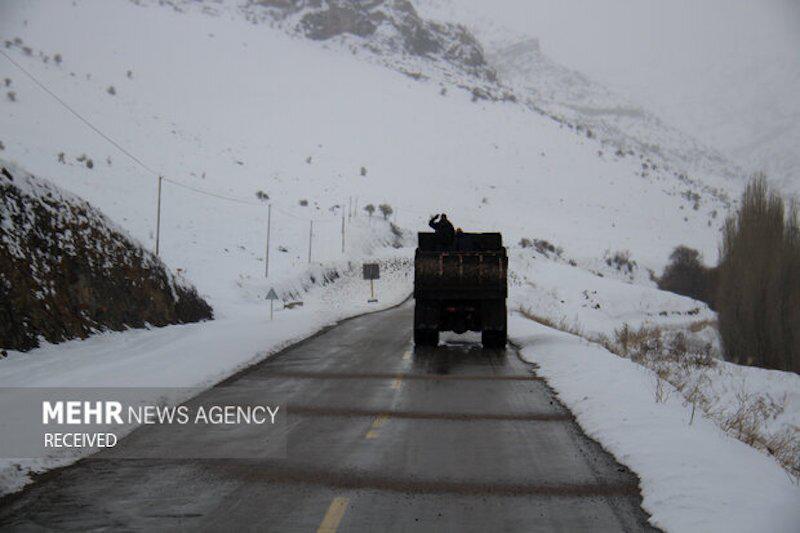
[245,0,495,80]
[0,161,213,352]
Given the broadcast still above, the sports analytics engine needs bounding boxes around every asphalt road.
[0,301,656,531]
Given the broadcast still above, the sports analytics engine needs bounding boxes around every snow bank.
[510,316,800,532]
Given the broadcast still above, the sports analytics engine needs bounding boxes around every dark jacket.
[429,215,455,246]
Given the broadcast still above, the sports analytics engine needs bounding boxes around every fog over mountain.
[415,0,800,195]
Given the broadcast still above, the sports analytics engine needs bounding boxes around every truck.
[413,232,508,348]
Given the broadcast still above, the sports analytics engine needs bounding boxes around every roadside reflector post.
[266,287,279,321]
[308,220,313,263]
[362,263,380,303]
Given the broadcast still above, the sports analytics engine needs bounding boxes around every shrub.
[389,222,404,248]
[534,239,561,257]
[605,249,636,274]
[378,203,393,220]
[658,246,717,308]
[363,204,375,217]
[107,86,116,96]
[519,237,562,257]
[298,199,308,206]
[716,175,799,373]
[255,190,269,201]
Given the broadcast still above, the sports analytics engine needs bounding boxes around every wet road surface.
[0,301,656,531]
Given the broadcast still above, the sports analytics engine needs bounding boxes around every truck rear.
[413,232,508,348]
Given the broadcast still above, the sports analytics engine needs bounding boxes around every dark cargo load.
[417,232,502,252]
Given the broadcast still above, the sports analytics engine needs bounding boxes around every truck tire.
[414,328,439,347]
[482,329,506,348]
[481,301,507,348]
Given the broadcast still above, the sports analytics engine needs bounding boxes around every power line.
[161,177,262,206]
[0,48,159,176]
[1,48,349,226]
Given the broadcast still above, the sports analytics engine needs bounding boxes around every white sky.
[425,0,799,87]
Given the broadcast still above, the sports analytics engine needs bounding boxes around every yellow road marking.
[365,414,389,439]
[317,497,349,533]
[402,350,411,361]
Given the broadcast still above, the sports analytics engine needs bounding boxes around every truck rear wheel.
[414,328,439,347]
[482,329,506,348]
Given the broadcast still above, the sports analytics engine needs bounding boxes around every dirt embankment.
[0,162,212,352]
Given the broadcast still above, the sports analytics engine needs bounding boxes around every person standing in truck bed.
[429,213,455,248]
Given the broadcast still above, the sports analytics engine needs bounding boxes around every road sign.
[266,287,279,320]
[363,263,380,280]
[362,263,379,302]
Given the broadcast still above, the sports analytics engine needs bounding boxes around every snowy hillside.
[486,38,739,184]
[0,159,212,351]
[0,0,738,308]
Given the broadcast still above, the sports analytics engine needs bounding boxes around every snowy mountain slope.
[0,0,736,313]
[413,0,800,198]
[237,0,743,201]
[241,0,496,83]
[486,38,740,185]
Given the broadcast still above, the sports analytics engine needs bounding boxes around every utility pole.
[308,220,313,263]
[341,208,346,254]
[265,203,271,278]
[155,175,163,256]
